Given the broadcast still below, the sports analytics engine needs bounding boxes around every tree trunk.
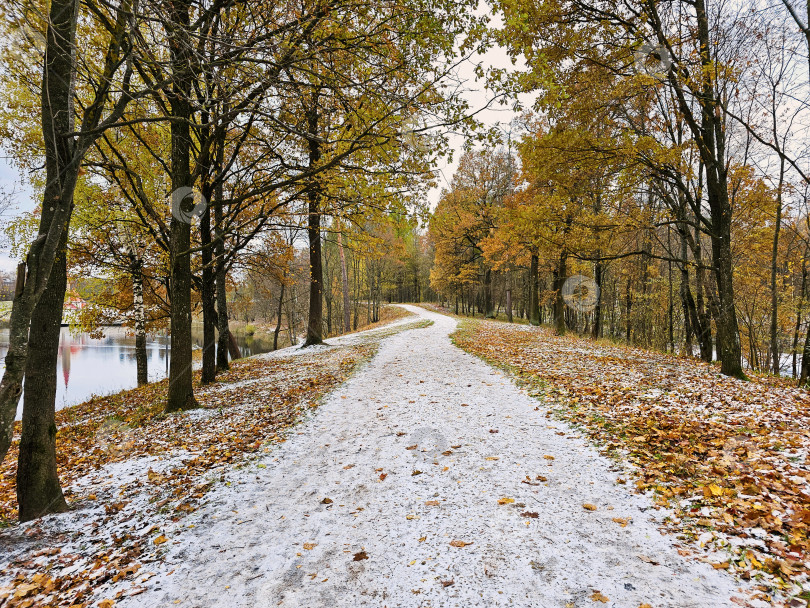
[770,158,785,375]
[200,204,216,384]
[553,251,567,335]
[304,94,325,346]
[17,220,71,522]
[338,226,351,333]
[591,260,603,340]
[274,281,285,351]
[529,253,540,325]
[131,253,148,386]
[793,253,807,378]
[165,0,198,412]
[484,267,495,318]
[506,288,512,323]
[0,0,81,467]
[214,122,229,371]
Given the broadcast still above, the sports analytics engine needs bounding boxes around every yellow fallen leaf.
[543,455,555,460]
[639,604,652,608]
[449,540,473,547]
[497,497,515,505]
[418,536,426,542]
[583,503,597,511]
[709,484,723,497]
[612,517,630,527]
[99,601,116,608]
[485,456,499,461]
[425,500,440,506]
[303,542,317,550]
[153,535,168,545]
[591,590,609,603]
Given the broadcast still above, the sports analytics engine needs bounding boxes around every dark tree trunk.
[800,316,810,386]
[484,267,495,318]
[165,0,198,412]
[591,260,603,340]
[17,220,70,522]
[529,253,540,325]
[274,282,285,351]
[338,227,351,333]
[0,0,81,467]
[304,94,325,347]
[694,233,714,362]
[793,253,807,378]
[770,158,785,375]
[130,253,148,386]
[213,114,229,372]
[506,288,512,323]
[553,251,567,335]
[200,204,216,384]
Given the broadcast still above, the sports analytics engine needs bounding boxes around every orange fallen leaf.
[153,535,168,545]
[303,542,317,550]
[591,590,609,603]
[583,503,597,511]
[449,540,473,547]
[498,497,515,505]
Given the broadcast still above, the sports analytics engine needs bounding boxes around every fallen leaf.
[612,517,630,527]
[321,497,333,504]
[425,500,440,506]
[591,591,609,603]
[543,455,555,460]
[153,535,168,545]
[353,551,368,561]
[521,511,539,518]
[303,542,317,550]
[379,473,387,481]
[498,497,515,505]
[583,503,597,511]
[449,540,473,547]
[441,579,455,587]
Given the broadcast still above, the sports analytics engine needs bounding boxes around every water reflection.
[0,326,274,418]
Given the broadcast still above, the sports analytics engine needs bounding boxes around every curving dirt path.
[121,305,749,608]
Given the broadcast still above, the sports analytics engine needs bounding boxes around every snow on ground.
[108,305,751,608]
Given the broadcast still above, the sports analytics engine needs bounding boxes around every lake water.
[0,326,276,418]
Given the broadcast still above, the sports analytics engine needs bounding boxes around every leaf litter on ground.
[451,316,810,605]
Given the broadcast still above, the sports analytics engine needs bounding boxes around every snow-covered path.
[123,306,746,608]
